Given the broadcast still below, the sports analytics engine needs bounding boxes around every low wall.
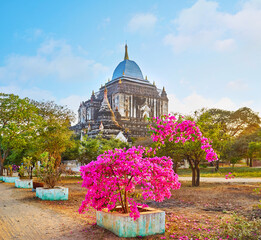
[15,179,33,189]
[36,187,68,201]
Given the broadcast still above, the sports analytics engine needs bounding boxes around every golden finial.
[119,78,122,84]
[145,75,148,80]
[92,90,94,95]
[163,86,165,91]
[124,44,129,60]
[153,81,155,85]
[123,71,125,75]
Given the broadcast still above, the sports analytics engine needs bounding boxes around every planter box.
[96,207,165,237]
[0,176,3,181]
[36,187,68,201]
[15,179,33,189]
[3,177,20,183]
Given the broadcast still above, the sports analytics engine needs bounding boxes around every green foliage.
[248,142,261,159]
[4,165,13,176]
[22,156,33,178]
[18,165,25,178]
[36,152,65,188]
[220,214,261,240]
[62,137,81,160]
[0,93,40,175]
[78,135,129,164]
[32,100,75,167]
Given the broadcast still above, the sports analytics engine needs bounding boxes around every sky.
[0,0,261,122]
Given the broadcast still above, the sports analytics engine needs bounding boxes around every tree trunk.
[250,158,253,167]
[215,160,219,172]
[0,148,9,176]
[246,158,249,166]
[0,160,3,176]
[195,165,200,187]
[191,167,196,187]
[173,161,178,174]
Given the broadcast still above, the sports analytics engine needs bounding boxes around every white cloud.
[0,85,55,101]
[59,95,86,115]
[168,92,244,115]
[164,0,261,53]
[214,39,235,51]
[128,13,157,33]
[0,39,108,83]
[227,80,248,91]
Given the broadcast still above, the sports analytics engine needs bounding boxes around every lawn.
[177,167,261,178]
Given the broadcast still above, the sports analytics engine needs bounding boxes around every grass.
[177,167,261,178]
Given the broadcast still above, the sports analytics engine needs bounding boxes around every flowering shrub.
[149,115,218,162]
[225,172,235,179]
[79,146,180,220]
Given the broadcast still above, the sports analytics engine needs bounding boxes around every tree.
[206,107,260,138]
[79,135,129,164]
[79,146,180,220]
[0,93,40,176]
[248,142,261,167]
[32,100,75,167]
[149,114,218,187]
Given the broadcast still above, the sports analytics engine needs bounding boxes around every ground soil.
[1,178,261,240]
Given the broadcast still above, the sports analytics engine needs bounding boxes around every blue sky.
[0,0,261,121]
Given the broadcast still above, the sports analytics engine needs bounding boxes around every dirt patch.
[1,179,261,239]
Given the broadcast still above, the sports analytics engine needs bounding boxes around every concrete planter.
[15,179,33,189]
[3,176,20,183]
[36,187,68,201]
[96,207,165,237]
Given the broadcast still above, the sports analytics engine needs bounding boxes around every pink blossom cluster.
[149,114,218,162]
[79,146,180,220]
[225,172,235,179]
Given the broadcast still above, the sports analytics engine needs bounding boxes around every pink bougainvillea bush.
[79,146,180,220]
[149,114,218,162]
[79,114,218,220]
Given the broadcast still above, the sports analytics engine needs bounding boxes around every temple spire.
[124,44,129,60]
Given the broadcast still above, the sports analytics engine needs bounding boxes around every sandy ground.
[0,183,107,240]
[1,178,261,240]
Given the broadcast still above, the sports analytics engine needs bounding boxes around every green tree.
[0,93,40,176]
[206,107,260,138]
[79,135,129,164]
[154,110,223,186]
[248,142,261,167]
[32,100,76,167]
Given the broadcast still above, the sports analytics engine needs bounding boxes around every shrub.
[220,214,261,240]
[79,146,180,220]
[36,152,65,188]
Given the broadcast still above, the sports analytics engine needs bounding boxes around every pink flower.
[79,146,180,220]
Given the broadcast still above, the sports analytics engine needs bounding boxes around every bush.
[36,152,65,188]
[220,214,261,240]
[79,146,180,220]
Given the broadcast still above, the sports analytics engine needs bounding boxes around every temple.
[73,45,168,140]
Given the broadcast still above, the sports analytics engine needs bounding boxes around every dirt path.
[0,183,94,240]
[179,177,261,183]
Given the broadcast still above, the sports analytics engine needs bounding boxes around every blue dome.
[112,59,144,80]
